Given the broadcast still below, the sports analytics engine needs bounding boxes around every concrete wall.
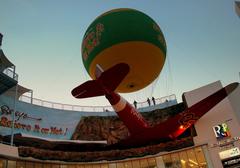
[183,81,222,107]
[0,143,18,158]
[184,81,240,168]
[228,83,240,124]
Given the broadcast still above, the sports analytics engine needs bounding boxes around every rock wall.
[71,103,187,144]
[19,137,194,162]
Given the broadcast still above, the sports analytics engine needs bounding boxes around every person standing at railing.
[147,98,151,106]
[133,100,137,109]
[152,96,156,106]
[0,33,3,47]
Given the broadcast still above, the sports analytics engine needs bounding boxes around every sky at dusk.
[0,0,240,107]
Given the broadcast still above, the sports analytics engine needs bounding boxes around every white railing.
[2,68,18,81]
[18,94,177,112]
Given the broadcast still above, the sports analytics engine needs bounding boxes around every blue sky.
[0,0,239,106]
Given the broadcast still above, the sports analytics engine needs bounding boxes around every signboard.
[210,137,240,148]
[222,155,240,168]
[213,123,231,139]
[219,147,240,160]
[0,95,102,140]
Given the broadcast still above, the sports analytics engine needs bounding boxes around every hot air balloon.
[81,8,167,93]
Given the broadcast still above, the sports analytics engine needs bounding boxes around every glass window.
[155,156,165,168]
[147,158,157,168]
[100,164,109,168]
[0,159,7,168]
[108,163,117,168]
[131,160,140,168]
[85,165,93,168]
[7,160,16,168]
[0,159,2,168]
[139,159,148,168]
[25,162,34,168]
[194,147,207,168]
[43,163,53,168]
[179,151,188,168]
[123,161,132,168]
[171,153,181,168]
[16,161,25,168]
[116,162,124,168]
[187,149,198,168]
[52,164,60,168]
[34,162,43,168]
[163,154,172,168]
[92,164,101,168]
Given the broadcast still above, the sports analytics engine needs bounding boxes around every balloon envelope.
[82,8,167,93]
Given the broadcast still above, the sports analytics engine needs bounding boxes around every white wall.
[228,83,240,124]
[183,81,240,168]
[183,81,222,107]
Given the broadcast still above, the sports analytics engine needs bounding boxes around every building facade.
[0,80,240,168]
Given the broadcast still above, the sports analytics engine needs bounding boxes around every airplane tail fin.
[72,63,130,99]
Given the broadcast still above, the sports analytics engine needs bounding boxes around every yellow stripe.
[89,41,165,93]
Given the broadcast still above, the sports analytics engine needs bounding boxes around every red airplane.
[72,63,238,147]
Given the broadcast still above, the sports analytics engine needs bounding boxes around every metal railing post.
[30,90,33,104]
[10,84,18,146]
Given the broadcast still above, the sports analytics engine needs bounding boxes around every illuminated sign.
[210,137,240,148]
[219,147,240,160]
[222,156,240,167]
[213,123,231,139]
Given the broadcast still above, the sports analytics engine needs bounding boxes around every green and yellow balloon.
[82,8,167,93]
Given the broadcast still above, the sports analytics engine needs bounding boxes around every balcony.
[0,49,18,94]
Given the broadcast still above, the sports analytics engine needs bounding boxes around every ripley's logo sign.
[213,123,231,139]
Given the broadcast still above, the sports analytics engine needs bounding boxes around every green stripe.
[82,9,167,72]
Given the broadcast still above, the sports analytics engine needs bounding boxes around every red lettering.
[41,128,49,134]
[34,124,40,132]
[50,127,63,135]
[0,116,11,127]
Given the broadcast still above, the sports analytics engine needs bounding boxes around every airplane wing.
[72,80,105,98]
[98,63,130,92]
[72,63,130,99]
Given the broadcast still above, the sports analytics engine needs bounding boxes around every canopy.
[3,84,32,99]
[0,49,14,72]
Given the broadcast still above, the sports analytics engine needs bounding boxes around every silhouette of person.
[152,97,156,106]
[147,98,151,106]
[0,33,3,46]
[133,100,137,109]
